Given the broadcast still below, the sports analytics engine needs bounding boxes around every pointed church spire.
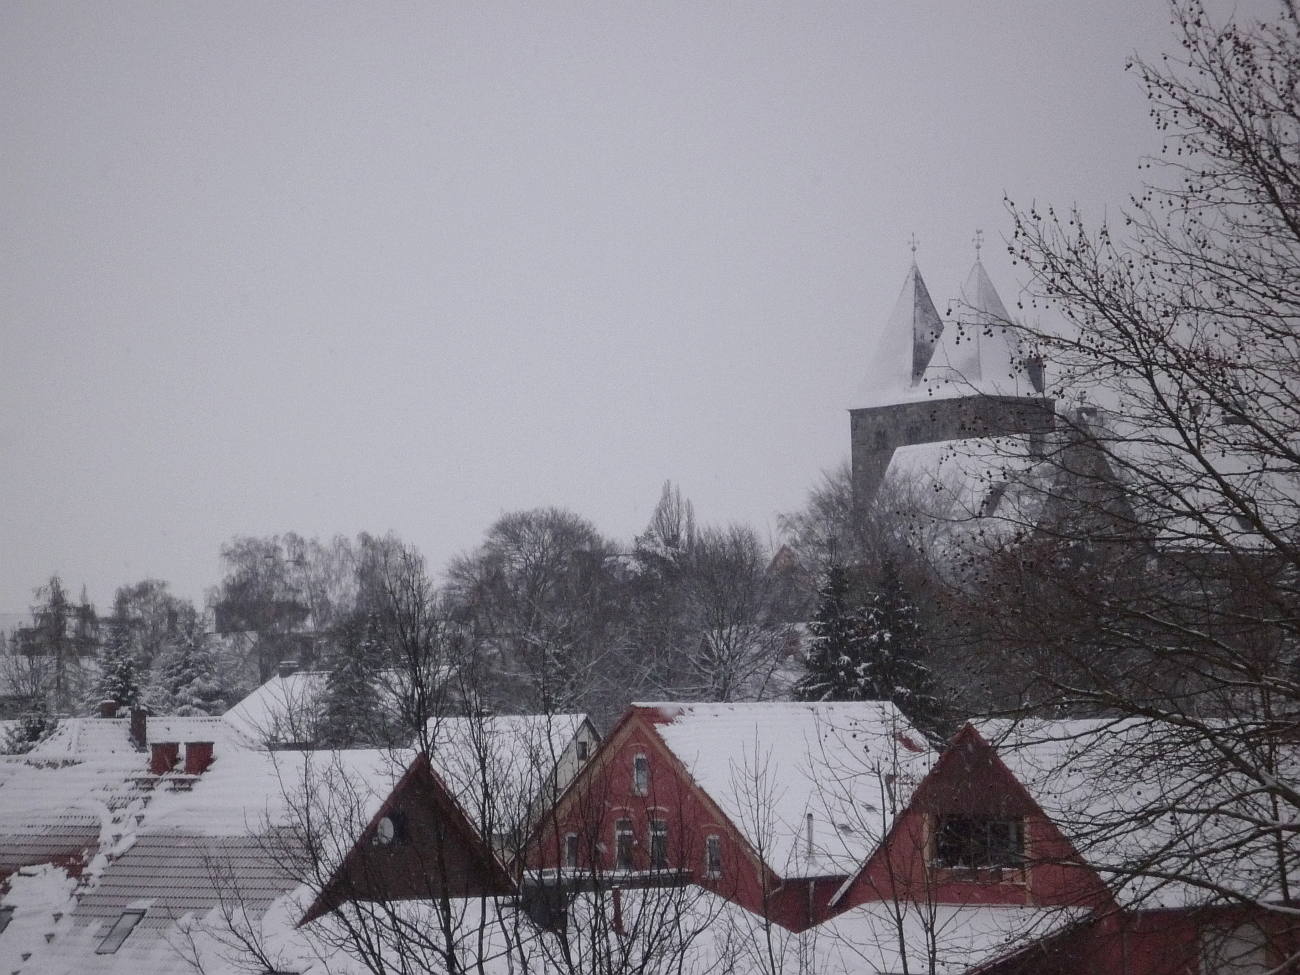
[873,257,944,390]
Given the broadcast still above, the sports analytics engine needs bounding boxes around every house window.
[96,909,145,954]
[933,815,1024,870]
[576,740,590,762]
[649,819,669,870]
[1202,922,1269,975]
[615,818,634,870]
[705,835,722,877]
[372,810,410,846]
[0,905,13,934]
[632,754,649,795]
[563,833,579,869]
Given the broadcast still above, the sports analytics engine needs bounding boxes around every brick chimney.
[277,660,299,679]
[184,741,214,775]
[129,707,148,750]
[150,742,179,775]
[98,700,118,719]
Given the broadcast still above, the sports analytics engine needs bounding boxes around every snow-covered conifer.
[94,613,141,712]
[857,560,944,738]
[319,612,385,747]
[794,561,868,702]
[151,606,226,716]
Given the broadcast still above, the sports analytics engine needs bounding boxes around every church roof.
[872,261,944,393]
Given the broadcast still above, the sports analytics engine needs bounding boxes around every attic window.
[373,810,410,847]
[96,909,145,954]
[576,740,590,762]
[933,815,1024,871]
[632,754,649,795]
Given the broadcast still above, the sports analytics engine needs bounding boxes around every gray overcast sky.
[0,1,1219,611]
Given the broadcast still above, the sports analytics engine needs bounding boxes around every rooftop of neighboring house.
[975,717,1300,910]
[222,668,329,746]
[424,713,598,835]
[631,700,933,878]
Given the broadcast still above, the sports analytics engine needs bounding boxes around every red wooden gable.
[832,723,1115,914]
[531,705,865,932]
[301,753,515,925]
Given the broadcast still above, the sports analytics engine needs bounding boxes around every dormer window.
[576,740,590,762]
[96,909,145,954]
[632,754,649,795]
[933,815,1024,871]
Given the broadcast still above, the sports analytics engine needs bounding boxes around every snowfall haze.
[0,0,1210,609]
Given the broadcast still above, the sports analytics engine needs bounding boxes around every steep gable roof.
[301,751,515,924]
[976,718,1300,909]
[832,723,1114,910]
[639,701,932,879]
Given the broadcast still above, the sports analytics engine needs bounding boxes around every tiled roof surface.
[0,819,99,874]
[75,830,296,929]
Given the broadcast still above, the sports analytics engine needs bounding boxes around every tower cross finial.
[908,233,920,261]
[974,228,984,257]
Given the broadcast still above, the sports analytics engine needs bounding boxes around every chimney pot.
[129,707,148,750]
[184,741,215,775]
[277,660,299,679]
[99,700,118,719]
[150,742,179,775]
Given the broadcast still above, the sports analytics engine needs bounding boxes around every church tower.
[849,246,1056,505]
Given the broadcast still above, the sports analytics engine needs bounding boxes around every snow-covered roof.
[641,701,933,878]
[425,714,591,834]
[976,718,1300,909]
[222,671,328,745]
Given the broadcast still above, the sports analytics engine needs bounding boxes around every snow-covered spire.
[872,259,944,391]
[926,251,1044,394]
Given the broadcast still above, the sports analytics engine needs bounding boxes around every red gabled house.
[833,723,1114,914]
[301,751,516,924]
[530,700,933,932]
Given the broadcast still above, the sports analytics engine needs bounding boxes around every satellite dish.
[373,816,396,846]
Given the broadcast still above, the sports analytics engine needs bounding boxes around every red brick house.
[832,723,1114,914]
[530,701,933,932]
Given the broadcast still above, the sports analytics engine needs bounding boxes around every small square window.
[649,819,669,870]
[563,833,579,869]
[96,909,145,954]
[632,755,649,795]
[705,835,722,877]
[933,816,1024,870]
[615,818,634,870]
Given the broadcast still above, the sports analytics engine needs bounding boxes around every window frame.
[96,909,146,954]
[632,754,649,796]
[563,832,579,869]
[931,814,1025,874]
[614,817,635,870]
[705,834,723,878]
[649,817,669,870]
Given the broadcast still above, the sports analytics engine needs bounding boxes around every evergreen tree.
[857,560,945,739]
[319,613,385,747]
[94,612,141,712]
[0,699,56,755]
[152,605,226,716]
[794,561,868,702]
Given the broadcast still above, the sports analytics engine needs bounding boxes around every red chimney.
[98,700,117,719]
[150,742,179,775]
[184,741,214,775]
